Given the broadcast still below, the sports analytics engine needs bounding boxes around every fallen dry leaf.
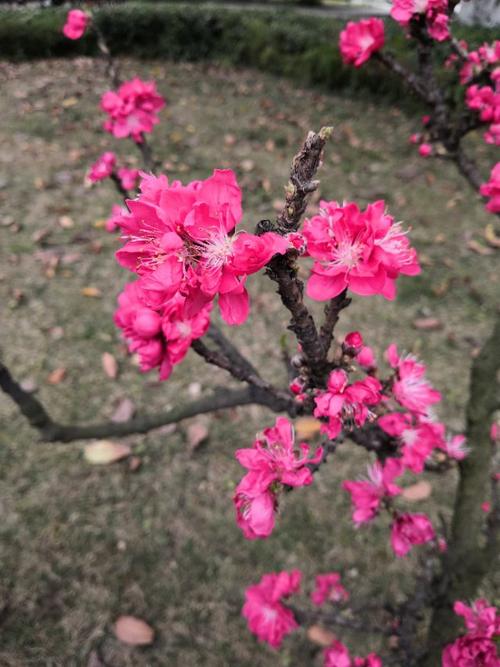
[307,625,336,647]
[102,352,118,379]
[295,417,321,440]
[402,480,432,502]
[47,367,66,385]
[467,239,494,256]
[84,440,131,465]
[412,317,443,331]
[61,96,78,108]
[128,456,142,472]
[111,398,136,423]
[81,286,102,298]
[114,616,154,646]
[484,224,500,249]
[187,422,209,452]
[240,159,255,172]
[58,215,74,229]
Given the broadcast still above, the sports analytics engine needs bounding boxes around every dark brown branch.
[135,135,156,172]
[420,315,500,666]
[206,324,262,382]
[110,172,129,199]
[93,22,121,88]
[319,290,351,357]
[0,357,287,443]
[453,147,484,192]
[376,52,432,104]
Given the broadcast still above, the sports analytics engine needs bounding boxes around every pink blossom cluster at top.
[114,280,211,381]
[87,152,140,193]
[324,641,383,667]
[62,9,89,40]
[302,200,420,302]
[233,417,322,539]
[339,18,385,67]
[480,162,500,214]
[242,570,301,647]
[101,78,166,142]
[390,0,450,42]
[459,41,500,85]
[115,169,288,328]
[442,599,499,666]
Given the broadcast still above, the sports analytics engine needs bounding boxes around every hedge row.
[0,4,496,103]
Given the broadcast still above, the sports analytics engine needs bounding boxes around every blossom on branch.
[442,599,499,666]
[324,640,383,666]
[343,458,403,525]
[87,152,116,183]
[116,169,288,326]
[242,570,301,647]
[303,200,420,302]
[314,369,382,439]
[378,412,444,473]
[390,0,450,42]
[339,18,385,67]
[62,9,89,40]
[385,344,441,414]
[105,204,129,233]
[117,167,140,191]
[480,162,500,214]
[390,512,435,557]
[466,84,500,147]
[233,417,323,539]
[311,572,349,606]
[101,78,166,142]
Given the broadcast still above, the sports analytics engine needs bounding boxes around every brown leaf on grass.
[114,616,154,646]
[128,456,142,472]
[187,422,209,452]
[402,480,432,502]
[484,224,500,249]
[295,417,321,440]
[467,239,494,256]
[412,318,443,331]
[58,215,74,229]
[111,398,136,423]
[81,286,102,298]
[241,159,255,173]
[47,367,66,385]
[102,352,118,379]
[61,96,78,108]
[84,440,131,465]
[307,625,336,647]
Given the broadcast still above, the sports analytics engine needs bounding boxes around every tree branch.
[319,290,351,357]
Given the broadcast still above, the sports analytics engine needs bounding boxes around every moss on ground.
[0,59,498,666]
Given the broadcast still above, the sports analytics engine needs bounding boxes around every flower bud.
[343,331,363,354]
[134,308,162,338]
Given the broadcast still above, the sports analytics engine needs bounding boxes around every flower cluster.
[390,0,450,42]
[115,169,288,327]
[87,152,140,192]
[480,162,500,214]
[302,200,420,302]
[343,458,403,525]
[62,9,89,40]
[114,280,211,380]
[324,641,382,667]
[339,18,385,67]
[314,368,382,439]
[242,570,301,648]
[233,417,322,539]
[459,40,500,85]
[101,78,166,142]
[390,512,435,557]
[442,599,499,666]
[466,83,500,147]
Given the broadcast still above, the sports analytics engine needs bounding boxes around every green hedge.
[0,4,496,103]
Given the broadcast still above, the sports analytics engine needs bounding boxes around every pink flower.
[242,571,301,648]
[311,572,349,606]
[339,18,385,67]
[466,85,500,146]
[418,143,432,157]
[105,204,129,233]
[101,78,166,142]
[324,640,352,667]
[303,200,419,302]
[378,412,444,473]
[390,0,449,41]
[116,169,288,326]
[453,600,500,639]
[390,512,435,557]
[354,656,383,667]
[386,344,441,414]
[314,369,382,439]
[440,434,469,461]
[491,422,500,442]
[356,345,377,371]
[343,458,403,525]
[62,9,88,40]
[117,167,140,191]
[234,417,322,539]
[480,163,500,214]
[442,635,499,667]
[87,152,116,182]
[114,281,211,381]
[343,331,364,354]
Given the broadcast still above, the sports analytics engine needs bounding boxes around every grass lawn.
[0,58,498,666]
